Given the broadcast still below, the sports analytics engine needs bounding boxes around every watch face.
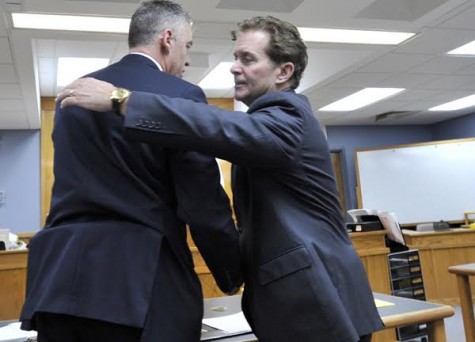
[112,88,130,101]
[116,89,128,98]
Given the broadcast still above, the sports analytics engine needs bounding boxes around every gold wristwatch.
[110,88,131,115]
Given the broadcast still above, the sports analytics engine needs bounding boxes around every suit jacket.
[20,54,241,341]
[120,89,385,341]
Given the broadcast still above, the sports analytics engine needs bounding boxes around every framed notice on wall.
[355,138,475,225]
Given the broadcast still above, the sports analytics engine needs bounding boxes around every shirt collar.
[129,52,163,71]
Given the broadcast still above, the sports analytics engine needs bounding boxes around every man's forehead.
[234,31,268,53]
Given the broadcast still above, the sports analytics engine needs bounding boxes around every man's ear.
[159,28,174,52]
[276,62,294,85]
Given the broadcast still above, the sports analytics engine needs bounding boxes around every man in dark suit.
[59,15,384,342]
[20,1,242,341]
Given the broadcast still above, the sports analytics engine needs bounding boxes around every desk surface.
[202,293,455,341]
[1,294,454,342]
[448,262,475,276]
[375,293,454,328]
[402,227,474,236]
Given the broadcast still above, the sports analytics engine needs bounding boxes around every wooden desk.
[0,230,392,320]
[448,263,475,342]
[350,231,391,294]
[195,230,392,299]
[201,293,454,342]
[403,228,475,304]
[376,293,454,342]
[0,250,28,320]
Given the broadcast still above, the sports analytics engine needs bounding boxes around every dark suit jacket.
[119,89,385,341]
[20,54,241,341]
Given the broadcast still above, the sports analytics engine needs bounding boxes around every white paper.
[202,311,251,334]
[0,322,37,341]
[378,211,405,245]
[0,229,9,250]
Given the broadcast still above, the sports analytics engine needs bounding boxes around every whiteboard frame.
[355,138,475,226]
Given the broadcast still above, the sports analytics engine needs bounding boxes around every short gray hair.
[128,0,191,48]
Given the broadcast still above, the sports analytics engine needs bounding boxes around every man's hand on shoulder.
[57,77,122,114]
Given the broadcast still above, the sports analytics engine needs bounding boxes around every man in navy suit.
[60,15,384,342]
[20,1,242,341]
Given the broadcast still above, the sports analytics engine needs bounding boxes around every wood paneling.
[351,231,391,294]
[331,151,347,215]
[351,231,394,342]
[0,250,28,320]
[40,97,56,227]
[403,228,475,304]
[40,97,234,226]
[207,98,234,110]
[1,233,396,342]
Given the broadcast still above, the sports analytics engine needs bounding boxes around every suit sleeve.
[123,91,304,168]
[166,87,242,295]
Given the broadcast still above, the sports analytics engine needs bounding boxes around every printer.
[347,214,384,233]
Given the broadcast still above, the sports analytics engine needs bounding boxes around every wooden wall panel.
[0,250,28,320]
[40,97,234,227]
[404,229,475,304]
[40,97,56,227]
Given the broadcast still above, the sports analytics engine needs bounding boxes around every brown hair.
[238,16,308,89]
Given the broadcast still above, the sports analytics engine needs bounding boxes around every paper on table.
[375,298,395,308]
[202,311,252,334]
[0,322,37,341]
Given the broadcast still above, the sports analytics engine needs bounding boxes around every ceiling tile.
[377,73,439,88]
[358,53,433,73]
[0,84,22,98]
[439,4,475,29]
[5,0,475,127]
[216,0,304,13]
[396,28,475,55]
[298,48,375,93]
[0,38,12,63]
[66,0,138,3]
[390,89,437,101]
[0,6,7,36]
[408,55,475,74]
[0,65,17,83]
[0,99,25,111]
[417,74,475,89]
[427,89,475,102]
[325,72,392,88]
[454,62,475,75]
[356,0,449,21]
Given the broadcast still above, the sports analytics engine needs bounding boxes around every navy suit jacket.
[118,89,384,341]
[20,54,241,341]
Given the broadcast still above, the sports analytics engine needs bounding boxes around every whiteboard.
[356,138,475,225]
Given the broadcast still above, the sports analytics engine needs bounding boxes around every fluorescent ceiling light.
[318,88,405,111]
[12,13,130,33]
[429,94,475,111]
[447,40,475,55]
[57,57,110,87]
[198,62,234,89]
[298,27,415,45]
[11,13,415,46]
